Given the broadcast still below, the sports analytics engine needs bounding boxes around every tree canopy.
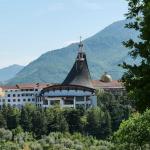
[121,0,150,112]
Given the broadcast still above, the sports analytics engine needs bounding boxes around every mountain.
[0,65,24,82]
[8,20,139,85]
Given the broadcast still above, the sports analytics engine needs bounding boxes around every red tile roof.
[0,83,51,90]
[0,80,124,90]
[92,80,124,89]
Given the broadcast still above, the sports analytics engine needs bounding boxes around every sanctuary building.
[0,40,124,109]
[0,40,97,109]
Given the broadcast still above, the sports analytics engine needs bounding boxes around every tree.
[0,113,7,128]
[121,0,150,112]
[47,106,69,133]
[20,104,36,132]
[20,107,32,132]
[0,128,12,141]
[64,108,84,133]
[6,106,20,130]
[86,107,111,139]
[32,109,48,138]
[96,91,133,132]
[112,109,150,149]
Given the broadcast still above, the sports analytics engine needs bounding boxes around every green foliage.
[86,107,112,139]
[64,108,85,133]
[46,106,69,133]
[121,0,150,112]
[20,104,35,132]
[0,128,114,150]
[0,128,12,142]
[0,101,130,140]
[1,104,20,130]
[6,106,20,129]
[32,109,48,138]
[96,91,134,133]
[0,142,21,150]
[112,109,150,149]
[0,113,7,128]
[33,132,114,150]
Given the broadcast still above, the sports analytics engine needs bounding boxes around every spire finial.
[79,36,83,52]
[80,36,82,43]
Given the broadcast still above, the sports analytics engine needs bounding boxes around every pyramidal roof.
[62,39,93,88]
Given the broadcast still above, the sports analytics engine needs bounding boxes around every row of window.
[7,93,35,97]
[5,89,39,92]
[0,98,35,102]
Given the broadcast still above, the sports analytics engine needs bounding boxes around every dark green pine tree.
[0,113,7,128]
[6,105,20,130]
[20,107,32,132]
[121,0,150,112]
[32,109,48,138]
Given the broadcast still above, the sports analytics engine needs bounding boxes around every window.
[76,104,85,109]
[8,99,11,102]
[43,99,48,105]
[13,99,16,102]
[3,99,5,102]
[28,99,31,102]
[7,94,11,97]
[23,99,26,102]
[50,100,60,105]
[76,96,84,102]
[32,99,35,102]
[64,100,74,105]
[22,94,25,96]
[13,94,16,97]
[18,94,20,97]
[18,99,20,102]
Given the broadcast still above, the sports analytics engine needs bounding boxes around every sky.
[0,0,128,68]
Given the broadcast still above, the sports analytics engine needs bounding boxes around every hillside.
[0,65,24,83]
[8,20,139,85]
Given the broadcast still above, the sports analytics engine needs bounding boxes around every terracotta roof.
[0,83,51,90]
[92,80,124,89]
[1,85,18,90]
[0,80,124,90]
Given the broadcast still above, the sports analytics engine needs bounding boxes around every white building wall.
[0,88,97,109]
[0,88,41,108]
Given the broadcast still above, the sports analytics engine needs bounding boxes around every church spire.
[79,36,83,52]
[77,36,84,61]
[62,37,93,88]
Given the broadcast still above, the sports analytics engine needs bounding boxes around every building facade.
[0,41,125,109]
[0,40,97,109]
[0,83,50,109]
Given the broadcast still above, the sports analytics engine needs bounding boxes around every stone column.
[73,97,76,108]
[84,96,86,109]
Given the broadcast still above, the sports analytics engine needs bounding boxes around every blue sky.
[0,0,128,68]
